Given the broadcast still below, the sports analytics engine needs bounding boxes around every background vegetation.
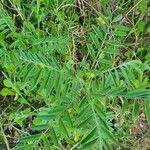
[0,0,150,149]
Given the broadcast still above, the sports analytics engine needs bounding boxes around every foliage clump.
[0,0,150,149]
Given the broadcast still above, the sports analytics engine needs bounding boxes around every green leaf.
[122,98,129,113]
[77,115,93,128]
[113,25,129,31]
[106,87,126,96]
[39,70,51,89]
[81,127,97,144]
[127,89,150,98]
[103,140,111,150]
[80,137,98,149]
[106,40,122,47]
[3,79,12,88]
[43,0,49,5]
[24,65,35,81]
[90,32,100,49]
[38,106,65,121]
[140,0,147,13]
[14,0,21,7]
[106,8,113,21]
[65,111,73,127]
[50,127,59,147]
[37,0,41,15]
[145,98,150,125]
[109,31,127,37]
[43,137,51,150]
[20,134,41,143]
[30,124,49,131]
[54,71,63,96]
[17,63,29,78]
[38,114,56,121]
[94,104,109,128]
[92,25,104,40]
[114,69,120,86]
[59,118,69,137]
[0,88,15,96]
[94,104,106,120]
[18,98,29,105]
[112,14,123,22]
[137,20,146,35]
[30,68,43,90]
[101,125,119,145]
[101,0,109,9]
[132,100,140,118]
[87,44,95,59]
[14,144,34,150]
[121,67,130,84]
[102,48,119,54]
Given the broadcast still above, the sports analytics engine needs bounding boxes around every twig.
[121,0,143,24]
[0,123,10,150]
[70,142,80,150]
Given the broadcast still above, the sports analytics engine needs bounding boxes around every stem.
[121,0,143,24]
[70,142,80,150]
[0,123,10,150]
[86,82,103,149]
[91,24,111,70]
